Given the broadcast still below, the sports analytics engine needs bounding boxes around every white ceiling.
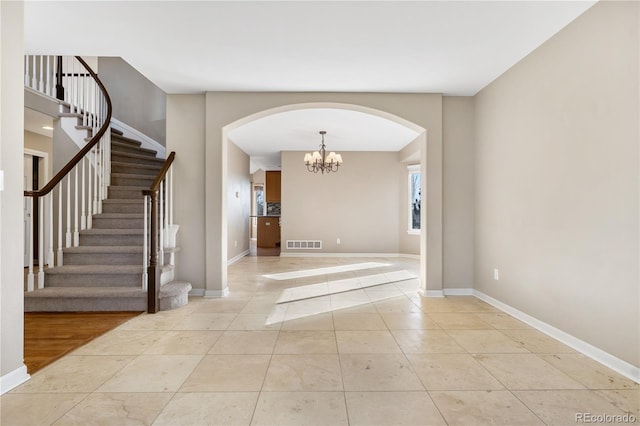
[24,108,53,138]
[23,0,596,170]
[228,108,421,171]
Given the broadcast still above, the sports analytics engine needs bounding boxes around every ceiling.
[228,108,421,171]
[23,1,596,170]
[24,108,53,138]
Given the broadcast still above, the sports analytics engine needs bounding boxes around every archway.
[204,95,441,298]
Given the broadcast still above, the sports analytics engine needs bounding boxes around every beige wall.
[443,97,475,288]
[281,151,400,254]
[1,0,27,386]
[166,94,206,290]
[474,1,639,366]
[227,141,251,259]
[99,57,166,145]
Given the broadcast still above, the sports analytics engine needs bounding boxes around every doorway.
[23,150,48,268]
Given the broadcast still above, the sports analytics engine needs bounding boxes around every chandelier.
[304,131,343,174]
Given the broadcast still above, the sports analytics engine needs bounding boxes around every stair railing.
[23,56,112,291]
[143,152,176,313]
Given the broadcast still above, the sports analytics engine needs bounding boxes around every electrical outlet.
[336,238,341,244]
[234,240,238,247]
[493,268,500,281]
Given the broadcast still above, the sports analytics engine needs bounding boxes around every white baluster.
[47,193,54,267]
[66,176,71,247]
[57,186,63,266]
[27,197,35,291]
[93,145,99,215]
[38,198,45,289]
[81,159,86,230]
[169,166,174,226]
[106,132,111,186]
[39,55,44,92]
[87,154,93,229]
[64,56,69,105]
[24,55,30,86]
[31,56,37,89]
[142,195,148,290]
[74,167,79,246]
[46,56,51,96]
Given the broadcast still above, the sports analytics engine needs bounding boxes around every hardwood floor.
[24,311,142,374]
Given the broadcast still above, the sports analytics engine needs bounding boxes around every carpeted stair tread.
[63,246,143,253]
[80,228,144,235]
[112,151,165,164]
[108,185,149,190]
[46,265,142,274]
[25,286,146,298]
[111,128,124,136]
[111,134,144,146]
[112,173,156,179]
[112,161,162,171]
[111,141,157,157]
[93,213,144,219]
[103,199,145,204]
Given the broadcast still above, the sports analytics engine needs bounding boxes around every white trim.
[0,365,30,395]
[205,288,229,298]
[110,118,166,158]
[280,252,419,259]
[443,287,474,296]
[406,229,420,236]
[473,289,640,384]
[419,289,444,298]
[227,249,250,266]
[189,288,205,297]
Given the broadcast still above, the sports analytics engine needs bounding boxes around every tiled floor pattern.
[3,257,638,425]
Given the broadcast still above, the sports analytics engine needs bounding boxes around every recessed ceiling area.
[228,108,421,172]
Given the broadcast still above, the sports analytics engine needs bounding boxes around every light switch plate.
[0,170,4,191]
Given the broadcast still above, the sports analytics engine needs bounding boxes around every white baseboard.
[110,118,166,158]
[189,288,205,297]
[228,250,250,266]
[0,365,29,395]
[443,287,474,296]
[205,288,229,298]
[280,252,418,258]
[472,289,640,384]
[419,289,444,298]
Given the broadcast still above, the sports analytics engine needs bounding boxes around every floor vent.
[286,240,322,250]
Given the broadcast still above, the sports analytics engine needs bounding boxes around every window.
[408,165,421,234]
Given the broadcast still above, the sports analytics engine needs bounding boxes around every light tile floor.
[3,256,639,425]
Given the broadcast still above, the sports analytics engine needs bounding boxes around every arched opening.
[217,102,428,296]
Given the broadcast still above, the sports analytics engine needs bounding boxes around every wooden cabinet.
[257,216,280,248]
[265,171,281,203]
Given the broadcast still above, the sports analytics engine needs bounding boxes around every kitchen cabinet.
[265,171,281,203]
[257,216,280,248]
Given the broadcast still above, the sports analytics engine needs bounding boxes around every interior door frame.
[24,148,49,267]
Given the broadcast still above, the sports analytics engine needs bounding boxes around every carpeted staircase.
[25,128,191,312]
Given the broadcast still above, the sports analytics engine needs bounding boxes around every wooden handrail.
[142,151,176,196]
[143,151,175,313]
[24,56,112,198]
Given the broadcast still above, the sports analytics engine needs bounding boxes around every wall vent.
[286,240,322,250]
